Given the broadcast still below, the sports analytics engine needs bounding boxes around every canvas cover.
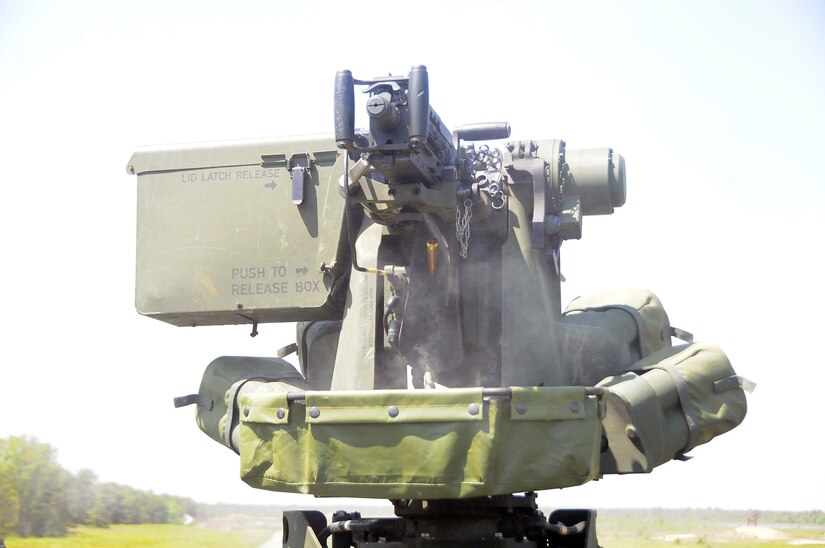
[563,288,690,358]
[598,342,749,474]
[238,387,601,499]
[186,356,312,452]
[561,289,694,385]
[296,320,341,391]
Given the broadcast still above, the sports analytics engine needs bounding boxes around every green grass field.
[1,523,274,548]
[596,511,825,547]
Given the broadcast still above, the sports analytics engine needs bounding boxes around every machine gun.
[128,66,749,547]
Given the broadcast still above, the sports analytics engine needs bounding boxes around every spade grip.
[457,123,512,142]
[334,70,355,148]
[408,65,430,146]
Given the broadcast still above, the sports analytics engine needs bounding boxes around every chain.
[461,144,502,177]
[456,144,505,258]
[456,198,473,259]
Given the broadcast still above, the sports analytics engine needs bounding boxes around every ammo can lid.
[126,133,336,175]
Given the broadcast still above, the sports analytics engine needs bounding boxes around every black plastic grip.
[334,70,355,148]
[457,122,512,142]
[407,65,429,146]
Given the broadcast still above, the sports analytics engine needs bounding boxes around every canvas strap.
[172,393,213,410]
[276,343,298,358]
[224,376,298,452]
[664,326,694,343]
[645,363,701,452]
[714,375,757,394]
[223,379,259,452]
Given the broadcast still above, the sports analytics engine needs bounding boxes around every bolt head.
[366,96,388,117]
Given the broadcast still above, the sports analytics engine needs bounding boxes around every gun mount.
[128,65,749,547]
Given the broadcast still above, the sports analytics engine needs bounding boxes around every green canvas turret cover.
[238,386,601,499]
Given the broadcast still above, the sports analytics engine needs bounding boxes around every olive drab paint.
[128,135,348,326]
[133,66,750,547]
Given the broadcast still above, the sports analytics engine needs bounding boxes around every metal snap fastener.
[276,408,286,419]
[388,405,399,418]
[309,406,320,418]
[516,403,527,415]
[468,403,480,416]
[243,406,250,417]
[570,401,581,413]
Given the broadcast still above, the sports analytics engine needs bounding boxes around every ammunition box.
[128,135,347,326]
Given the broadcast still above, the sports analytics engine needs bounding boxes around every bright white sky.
[1,0,823,513]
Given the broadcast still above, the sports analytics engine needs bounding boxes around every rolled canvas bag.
[561,288,693,385]
[598,342,751,474]
[174,356,312,453]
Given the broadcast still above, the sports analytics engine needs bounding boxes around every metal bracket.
[506,157,549,248]
[235,312,259,337]
[283,510,326,548]
[286,153,313,205]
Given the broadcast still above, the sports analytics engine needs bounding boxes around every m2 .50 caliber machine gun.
[128,65,751,547]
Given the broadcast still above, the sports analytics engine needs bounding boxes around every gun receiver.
[130,65,750,548]
[335,65,510,189]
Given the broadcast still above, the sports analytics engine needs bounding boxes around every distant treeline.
[3,435,822,539]
[0,435,199,538]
